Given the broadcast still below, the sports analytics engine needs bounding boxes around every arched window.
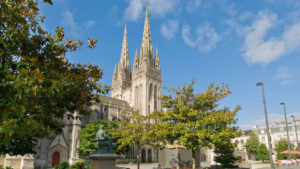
[154,85,157,110]
[148,149,152,163]
[141,149,146,163]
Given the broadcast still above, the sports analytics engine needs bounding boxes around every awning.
[280,150,300,154]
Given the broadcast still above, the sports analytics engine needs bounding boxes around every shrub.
[54,162,69,169]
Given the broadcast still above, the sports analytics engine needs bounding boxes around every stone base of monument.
[90,153,120,169]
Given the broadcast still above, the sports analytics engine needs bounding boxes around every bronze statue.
[96,125,107,141]
[93,125,115,154]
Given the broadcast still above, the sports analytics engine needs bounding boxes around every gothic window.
[141,149,146,163]
[148,84,153,102]
[135,86,139,109]
[154,85,157,110]
[148,149,152,163]
[104,105,108,120]
[139,85,143,111]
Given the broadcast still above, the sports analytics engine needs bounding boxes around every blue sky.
[40,0,300,129]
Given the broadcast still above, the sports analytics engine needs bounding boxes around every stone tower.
[111,6,161,116]
[111,25,132,101]
[131,6,161,116]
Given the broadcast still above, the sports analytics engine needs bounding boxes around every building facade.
[2,7,161,169]
[233,120,300,158]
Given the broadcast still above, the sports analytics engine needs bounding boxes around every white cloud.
[124,0,144,21]
[186,0,201,13]
[242,10,300,65]
[61,10,95,38]
[273,67,293,85]
[181,24,219,52]
[239,11,253,21]
[160,20,179,40]
[85,20,96,29]
[124,0,179,21]
[62,10,78,36]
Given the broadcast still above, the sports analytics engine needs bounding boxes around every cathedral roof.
[98,95,131,109]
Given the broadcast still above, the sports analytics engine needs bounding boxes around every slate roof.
[98,95,131,109]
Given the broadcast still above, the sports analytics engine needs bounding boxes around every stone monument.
[89,125,120,169]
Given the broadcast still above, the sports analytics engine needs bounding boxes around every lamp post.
[256,82,275,169]
[291,115,299,151]
[280,102,291,160]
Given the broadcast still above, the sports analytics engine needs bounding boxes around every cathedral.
[4,6,162,169]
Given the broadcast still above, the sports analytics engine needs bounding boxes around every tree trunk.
[137,145,140,169]
[198,150,202,169]
[192,150,196,169]
[192,149,202,169]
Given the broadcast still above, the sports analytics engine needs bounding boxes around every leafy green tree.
[78,120,130,156]
[256,144,269,162]
[111,111,155,169]
[0,0,108,155]
[152,80,241,169]
[244,132,260,157]
[275,139,295,160]
[214,141,238,168]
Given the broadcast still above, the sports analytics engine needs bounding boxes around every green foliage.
[244,132,260,156]
[151,80,241,169]
[0,166,12,169]
[69,160,83,169]
[0,0,107,155]
[275,139,296,160]
[256,144,269,162]
[78,120,130,157]
[54,162,69,169]
[111,111,156,169]
[214,141,238,168]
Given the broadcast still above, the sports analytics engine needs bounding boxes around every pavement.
[117,163,300,169]
[117,163,158,169]
[258,165,299,169]
[117,162,212,169]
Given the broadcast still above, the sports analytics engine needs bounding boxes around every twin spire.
[113,6,160,83]
[120,25,130,70]
[140,6,153,59]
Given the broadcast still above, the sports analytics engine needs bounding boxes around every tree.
[256,144,269,162]
[111,111,155,169]
[275,139,295,160]
[152,81,241,169]
[214,141,238,168]
[78,120,130,157]
[0,0,108,155]
[244,132,260,158]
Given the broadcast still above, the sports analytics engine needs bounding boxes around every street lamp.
[280,102,291,160]
[256,82,275,169]
[291,115,299,151]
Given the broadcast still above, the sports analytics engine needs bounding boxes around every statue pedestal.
[89,153,120,169]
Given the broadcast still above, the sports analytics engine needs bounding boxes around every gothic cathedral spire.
[111,25,132,99]
[120,25,130,71]
[140,5,154,62]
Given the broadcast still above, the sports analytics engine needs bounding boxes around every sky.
[40,0,300,130]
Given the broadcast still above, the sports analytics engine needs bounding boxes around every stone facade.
[111,6,161,117]
[32,95,132,168]
[3,7,161,169]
